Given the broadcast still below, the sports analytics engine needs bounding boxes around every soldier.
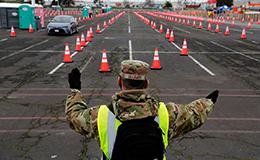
[66,60,219,160]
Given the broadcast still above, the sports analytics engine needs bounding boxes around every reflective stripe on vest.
[97,103,169,160]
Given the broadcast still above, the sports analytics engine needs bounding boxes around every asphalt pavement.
[0,9,259,160]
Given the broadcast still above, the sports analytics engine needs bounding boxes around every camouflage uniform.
[66,60,214,145]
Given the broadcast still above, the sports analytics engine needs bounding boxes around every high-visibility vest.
[98,102,169,160]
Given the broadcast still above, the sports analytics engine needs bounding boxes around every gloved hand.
[206,90,219,104]
[68,68,81,90]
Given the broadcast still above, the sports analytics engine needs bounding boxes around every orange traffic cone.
[207,23,211,31]
[222,19,225,25]
[165,27,170,38]
[187,19,190,26]
[247,22,251,29]
[64,43,72,63]
[10,25,16,37]
[108,19,111,25]
[96,24,101,34]
[242,18,244,23]
[151,47,162,70]
[241,28,246,39]
[232,20,235,26]
[257,19,260,24]
[215,24,219,33]
[225,25,230,35]
[29,23,33,33]
[199,21,202,29]
[99,49,110,72]
[89,26,94,37]
[153,21,156,29]
[75,36,82,51]
[182,19,185,25]
[175,18,177,23]
[193,21,196,27]
[80,32,86,47]
[178,18,181,24]
[86,29,91,42]
[180,39,188,56]
[103,21,107,28]
[159,24,163,33]
[151,20,153,28]
[169,30,174,42]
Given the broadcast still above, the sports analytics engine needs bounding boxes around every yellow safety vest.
[98,102,169,160]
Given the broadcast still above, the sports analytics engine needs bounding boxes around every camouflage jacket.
[66,89,214,144]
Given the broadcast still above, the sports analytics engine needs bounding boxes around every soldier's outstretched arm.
[166,90,219,141]
[65,68,100,142]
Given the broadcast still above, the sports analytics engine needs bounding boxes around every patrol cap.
[120,60,149,80]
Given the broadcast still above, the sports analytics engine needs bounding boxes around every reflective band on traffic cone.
[225,25,230,35]
[86,29,91,42]
[64,43,72,63]
[153,21,156,29]
[242,18,244,23]
[103,21,107,28]
[159,24,163,33]
[10,25,16,37]
[241,28,246,39]
[151,47,162,70]
[215,24,219,33]
[99,49,110,72]
[75,36,82,51]
[80,32,86,47]
[96,24,101,33]
[207,23,211,31]
[247,22,251,29]
[199,21,202,29]
[90,26,94,37]
[169,30,174,42]
[165,27,170,38]
[29,23,33,33]
[193,21,196,27]
[181,39,188,56]
[187,19,190,26]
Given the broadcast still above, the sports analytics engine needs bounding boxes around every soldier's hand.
[206,90,219,104]
[68,68,81,90]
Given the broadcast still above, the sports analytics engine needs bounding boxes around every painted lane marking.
[129,40,133,60]
[171,42,215,76]
[159,21,167,25]
[0,38,8,42]
[211,41,260,63]
[0,39,49,61]
[129,26,131,33]
[48,42,89,75]
[172,26,191,34]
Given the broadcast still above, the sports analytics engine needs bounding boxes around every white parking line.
[172,26,191,34]
[171,42,215,76]
[0,38,8,42]
[48,43,89,75]
[129,40,133,60]
[0,39,49,61]
[129,26,131,33]
[78,25,86,29]
[211,41,260,63]
[159,21,167,25]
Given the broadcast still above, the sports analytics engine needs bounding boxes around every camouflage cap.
[120,60,149,80]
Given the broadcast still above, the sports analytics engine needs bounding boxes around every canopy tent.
[217,5,232,11]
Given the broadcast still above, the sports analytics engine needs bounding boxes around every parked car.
[46,15,78,35]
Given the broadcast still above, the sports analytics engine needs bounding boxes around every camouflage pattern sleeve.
[166,98,214,140]
[65,89,100,143]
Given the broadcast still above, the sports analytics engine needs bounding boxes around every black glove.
[68,68,81,90]
[206,90,219,104]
